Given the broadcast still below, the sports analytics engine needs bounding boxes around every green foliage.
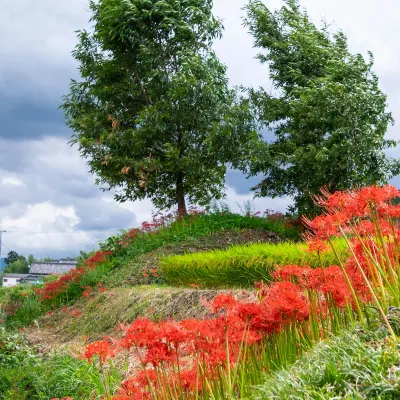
[61,0,256,211]
[0,286,44,329]
[0,328,34,368]
[243,0,399,216]
[0,327,121,399]
[161,239,347,287]
[27,254,37,265]
[254,327,400,399]
[4,256,29,274]
[5,251,19,265]
[3,250,31,274]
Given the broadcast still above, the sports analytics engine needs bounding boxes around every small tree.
[5,251,19,266]
[244,0,399,215]
[27,254,37,265]
[61,0,255,213]
[4,256,29,274]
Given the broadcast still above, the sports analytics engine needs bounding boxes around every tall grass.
[254,326,400,399]
[0,327,122,399]
[161,239,348,287]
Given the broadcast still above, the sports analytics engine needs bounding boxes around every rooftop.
[2,273,29,278]
[29,262,77,275]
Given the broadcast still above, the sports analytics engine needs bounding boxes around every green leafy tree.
[243,0,399,216]
[61,0,255,213]
[5,251,19,266]
[27,254,37,265]
[4,256,29,274]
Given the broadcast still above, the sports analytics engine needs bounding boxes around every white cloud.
[1,176,25,187]
[0,202,93,254]
[223,186,292,214]
[108,196,155,226]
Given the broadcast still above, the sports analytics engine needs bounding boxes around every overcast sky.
[0,0,399,258]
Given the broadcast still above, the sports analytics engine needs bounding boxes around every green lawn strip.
[161,239,348,288]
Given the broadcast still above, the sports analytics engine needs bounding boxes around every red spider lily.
[114,371,156,399]
[51,398,73,400]
[314,185,400,217]
[255,281,310,333]
[35,250,112,301]
[82,286,92,298]
[80,339,116,364]
[306,239,329,254]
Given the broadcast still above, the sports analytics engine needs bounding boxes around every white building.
[2,273,29,287]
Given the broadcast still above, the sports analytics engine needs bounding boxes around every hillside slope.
[1,212,297,350]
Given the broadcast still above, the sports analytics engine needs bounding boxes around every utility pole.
[0,228,5,261]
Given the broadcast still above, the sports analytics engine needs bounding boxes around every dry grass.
[23,286,254,352]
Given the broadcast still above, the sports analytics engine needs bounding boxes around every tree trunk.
[176,172,187,215]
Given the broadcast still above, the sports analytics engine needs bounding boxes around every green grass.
[0,327,121,399]
[161,239,348,288]
[254,326,400,399]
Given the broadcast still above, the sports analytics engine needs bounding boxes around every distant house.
[1,261,78,287]
[2,273,29,287]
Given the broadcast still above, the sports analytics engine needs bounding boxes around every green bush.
[161,239,348,288]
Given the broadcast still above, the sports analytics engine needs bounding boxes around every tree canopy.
[61,0,256,213]
[243,0,399,215]
[5,251,19,266]
[4,252,29,274]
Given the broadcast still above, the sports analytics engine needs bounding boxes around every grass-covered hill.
[0,203,399,400]
[1,211,300,344]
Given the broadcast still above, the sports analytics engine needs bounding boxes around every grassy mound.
[161,239,348,287]
[0,212,298,330]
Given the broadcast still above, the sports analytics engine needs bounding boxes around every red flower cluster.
[305,185,400,240]
[69,308,82,318]
[81,271,357,399]
[73,186,400,398]
[35,250,112,301]
[80,338,116,364]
